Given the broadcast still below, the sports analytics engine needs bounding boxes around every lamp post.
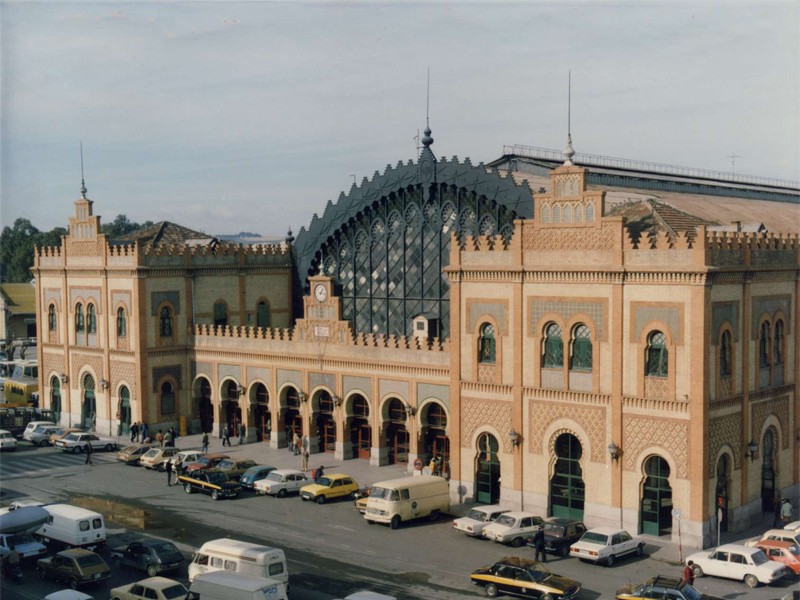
[509,429,520,448]
[744,440,758,461]
[608,442,620,461]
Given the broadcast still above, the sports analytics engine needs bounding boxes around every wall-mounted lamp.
[99,378,108,390]
[745,440,758,461]
[299,391,308,403]
[608,442,620,461]
[796,427,800,442]
[404,402,416,417]
[333,395,342,407]
[60,373,68,384]
[509,429,521,448]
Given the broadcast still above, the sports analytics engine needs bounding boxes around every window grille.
[570,324,592,371]
[646,331,668,377]
[543,323,564,368]
[478,323,496,364]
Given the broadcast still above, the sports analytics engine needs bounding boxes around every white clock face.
[314,284,327,302]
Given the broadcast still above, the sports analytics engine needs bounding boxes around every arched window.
[75,304,85,333]
[773,320,784,365]
[48,305,57,331]
[574,203,583,222]
[543,323,564,368]
[645,331,668,377]
[563,204,572,223]
[541,205,550,223]
[759,321,771,368]
[87,304,97,334]
[160,381,176,415]
[214,301,227,327]
[388,398,407,422]
[585,202,595,222]
[426,403,447,428]
[159,306,173,337]
[318,390,334,413]
[285,387,300,409]
[352,394,369,418]
[255,383,268,404]
[719,330,732,377]
[257,301,270,328]
[117,307,127,337]
[570,324,592,371]
[552,205,561,223]
[478,323,496,364]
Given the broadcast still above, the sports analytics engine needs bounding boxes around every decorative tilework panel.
[709,413,742,477]
[191,362,212,381]
[112,291,131,311]
[343,375,371,399]
[72,354,104,386]
[462,398,513,453]
[750,396,790,454]
[752,251,794,266]
[623,416,688,479]
[218,364,242,383]
[477,364,497,384]
[309,372,336,392]
[151,291,181,315]
[44,290,62,312]
[379,379,408,402]
[247,367,271,385]
[634,306,680,344]
[528,401,606,463]
[644,376,668,400]
[417,383,450,410]
[42,353,64,379]
[152,365,182,391]
[277,369,302,390]
[111,360,137,400]
[530,300,605,339]
[751,296,791,338]
[468,302,507,334]
[712,303,739,342]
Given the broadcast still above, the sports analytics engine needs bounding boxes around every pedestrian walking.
[531,528,546,563]
[201,432,209,454]
[165,459,173,486]
[315,465,325,482]
[773,495,784,527]
[141,422,149,442]
[164,430,173,448]
[130,422,139,443]
[683,563,695,585]
[292,432,300,456]
[239,424,246,445]
[301,447,309,472]
[84,440,93,466]
[781,498,793,526]
[155,430,164,447]
[222,425,231,447]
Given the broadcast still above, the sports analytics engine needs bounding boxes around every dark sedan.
[110,540,185,577]
[527,518,587,557]
[616,575,726,600]
[179,469,241,500]
[471,556,580,599]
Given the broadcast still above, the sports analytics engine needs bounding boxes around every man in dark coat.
[531,528,546,563]
[84,440,93,466]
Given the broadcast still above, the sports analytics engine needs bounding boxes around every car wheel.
[691,564,704,577]
[390,515,402,530]
[510,537,523,548]
[635,544,644,557]
[541,595,554,600]
[147,564,158,577]
[484,583,499,597]
[429,509,440,522]
[366,519,375,525]
[315,495,326,505]
[349,491,357,500]
[744,574,759,588]
[39,440,48,447]
[157,464,165,472]
[69,577,79,590]
[606,553,615,567]
[37,567,47,580]
[212,490,220,501]
[184,483,193,494]
[560,545,570,557]
[104,444,113,452]
[72,445,81,454]
[301,496,307,502]
[277,488,287,498]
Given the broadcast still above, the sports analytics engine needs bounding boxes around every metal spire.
[422,67,433,149]
[80,141,87,198]
[562,70,575,166]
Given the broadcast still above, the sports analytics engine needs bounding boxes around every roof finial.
[80,140,87,198]
[285,227,294,245]
[422,67,433,149]
[562,70,575,166]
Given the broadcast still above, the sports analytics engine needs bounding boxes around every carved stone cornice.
[523,387,611,405]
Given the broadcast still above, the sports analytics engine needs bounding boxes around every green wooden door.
[82,375,95,430]
[550,433,585,520]
[641,456,672,536]
[476,434,500,504]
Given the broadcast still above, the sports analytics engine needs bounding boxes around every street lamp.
[608,442,620,461]
[509,429,520,447]
[332,395,342,407]
[745,440,758,461]
[404,402,416,416]
[299,391,308,404]
[60,373,68,384]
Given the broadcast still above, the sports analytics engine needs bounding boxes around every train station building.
[33,129,799,549]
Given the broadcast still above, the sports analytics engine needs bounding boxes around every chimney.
[730,221,742,231]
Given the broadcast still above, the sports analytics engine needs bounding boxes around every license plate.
[94,573,101,579]
[23,551,37,557]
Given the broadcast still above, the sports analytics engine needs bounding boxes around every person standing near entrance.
[201,432,209,454]
[163,429,173,448]
[84,440,93,466]
[781,498,793,527]
[530,528,546,563]
[141,422,149,443]
[155,430,164,447]
[222,425,231,447]
[239,425,246,445]
[301,447,309,472]
[773,495,784,528]
[165,459,173,486]
[292,432,300,456]
[130,422,139,443]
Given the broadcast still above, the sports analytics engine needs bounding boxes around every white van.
[190,571,287,600]
[365,475,450,529]
[22,420,56,439]
[35,504,106,550]
[189,539,288,589]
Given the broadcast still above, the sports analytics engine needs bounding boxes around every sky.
[1,1,798,237]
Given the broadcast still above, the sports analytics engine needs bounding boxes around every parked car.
[300,473,359,504]
[110,540,186,577]
[36,504,106,550]
[353,487,371,514]
[110,576,190,600]
[238,465,277,489]
[188,539,288,588]
[254,469,309,498]
[54,433,116,453]
[116,444,154,465]
[184,453,229,473]
[364,476,450,529]
[44,591,94,600]
[686,543,787,588]
[570,527,644,566]
[166,451,205,474]
[24,424,60,446]
[338,593,397,600]
[482,511,544,548]
[179,469,242,500]
[453,504,511,538]
[22,420,57,440]
[139,447,179,471]
[745,529,800,548]
[216,458,259,482]
[527,518,587,557]
[36,548,111,590]
[470,556,581,599]
[0,531,48,560]
[0,429,18,451]
[49,428,82,445]
[615,575,726,600]
[754,540,800,576]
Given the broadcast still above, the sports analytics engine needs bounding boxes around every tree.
[0,219,68,283]
[100,214,153,238]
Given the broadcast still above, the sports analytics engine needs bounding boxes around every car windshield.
[788,545,800,556]
[76,554,104,568]
[34,426,47,433]
[65,434,78,441]
[266,472,283,482]
[55,429,66,435]
[5,534,29,548]
[581,532,608,544]
[197,457,211,466]
[316,477,332,487]
[162,584,189,599]
[151,542,179,555]
[0,432,12,439]
[679,583,702,600]
[144,449,159,457]
[218,460,234,469]
[528,562,550,581]
[543,524,565,536]
[466,509,488,522]
[207,472,228,484]
[369,487,399,501]
[494,515,516,528]
[751,550,769,565]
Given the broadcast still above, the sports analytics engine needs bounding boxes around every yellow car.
[300,473,359,505]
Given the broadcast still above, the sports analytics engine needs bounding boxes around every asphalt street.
[1,442,797,599]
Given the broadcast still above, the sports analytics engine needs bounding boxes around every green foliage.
[100,214,154,238]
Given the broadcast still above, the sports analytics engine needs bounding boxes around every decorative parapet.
[622,395,690,414]
[522,387,611,405]
[460,234,512,252]
[193,324,295,341]
[143,242,289,257]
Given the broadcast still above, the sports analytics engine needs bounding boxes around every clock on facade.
[314,284,328,302]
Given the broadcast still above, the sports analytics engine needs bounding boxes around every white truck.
[189,571,287,600]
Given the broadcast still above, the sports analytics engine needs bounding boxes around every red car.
[184,453,229,473]
[756,540,800,576]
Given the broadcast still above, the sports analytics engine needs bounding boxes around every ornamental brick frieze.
[709,413,742,477]
[623,416,688,479]
[461,398,513,453]
[71,354,104,385]
[522,222,617,252]
[528,400,606,462]
[750,396,790,456]
[111,360,137,399]
[66,239,104,256]
[152,365,183,391]
[42,353,65,379]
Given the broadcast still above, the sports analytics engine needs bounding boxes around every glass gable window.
[48,305,57,331]
[159,307,173,337]
[773,320,784,365]
[478,323,496,364]
[117,308,127,337]
[646,331,668,377]
[87,304,97,334]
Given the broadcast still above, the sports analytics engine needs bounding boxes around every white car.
[744,529,800,547]
[165,450,205,474]
[54,432,117,453]
[254,469,310,497]
[785,521,800,531]
[570,527,644,566]
[481,511,544,547]
[453,505,510,537]
[23,425,60,446]
[687,543,787,588]
[0,429,18,452]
